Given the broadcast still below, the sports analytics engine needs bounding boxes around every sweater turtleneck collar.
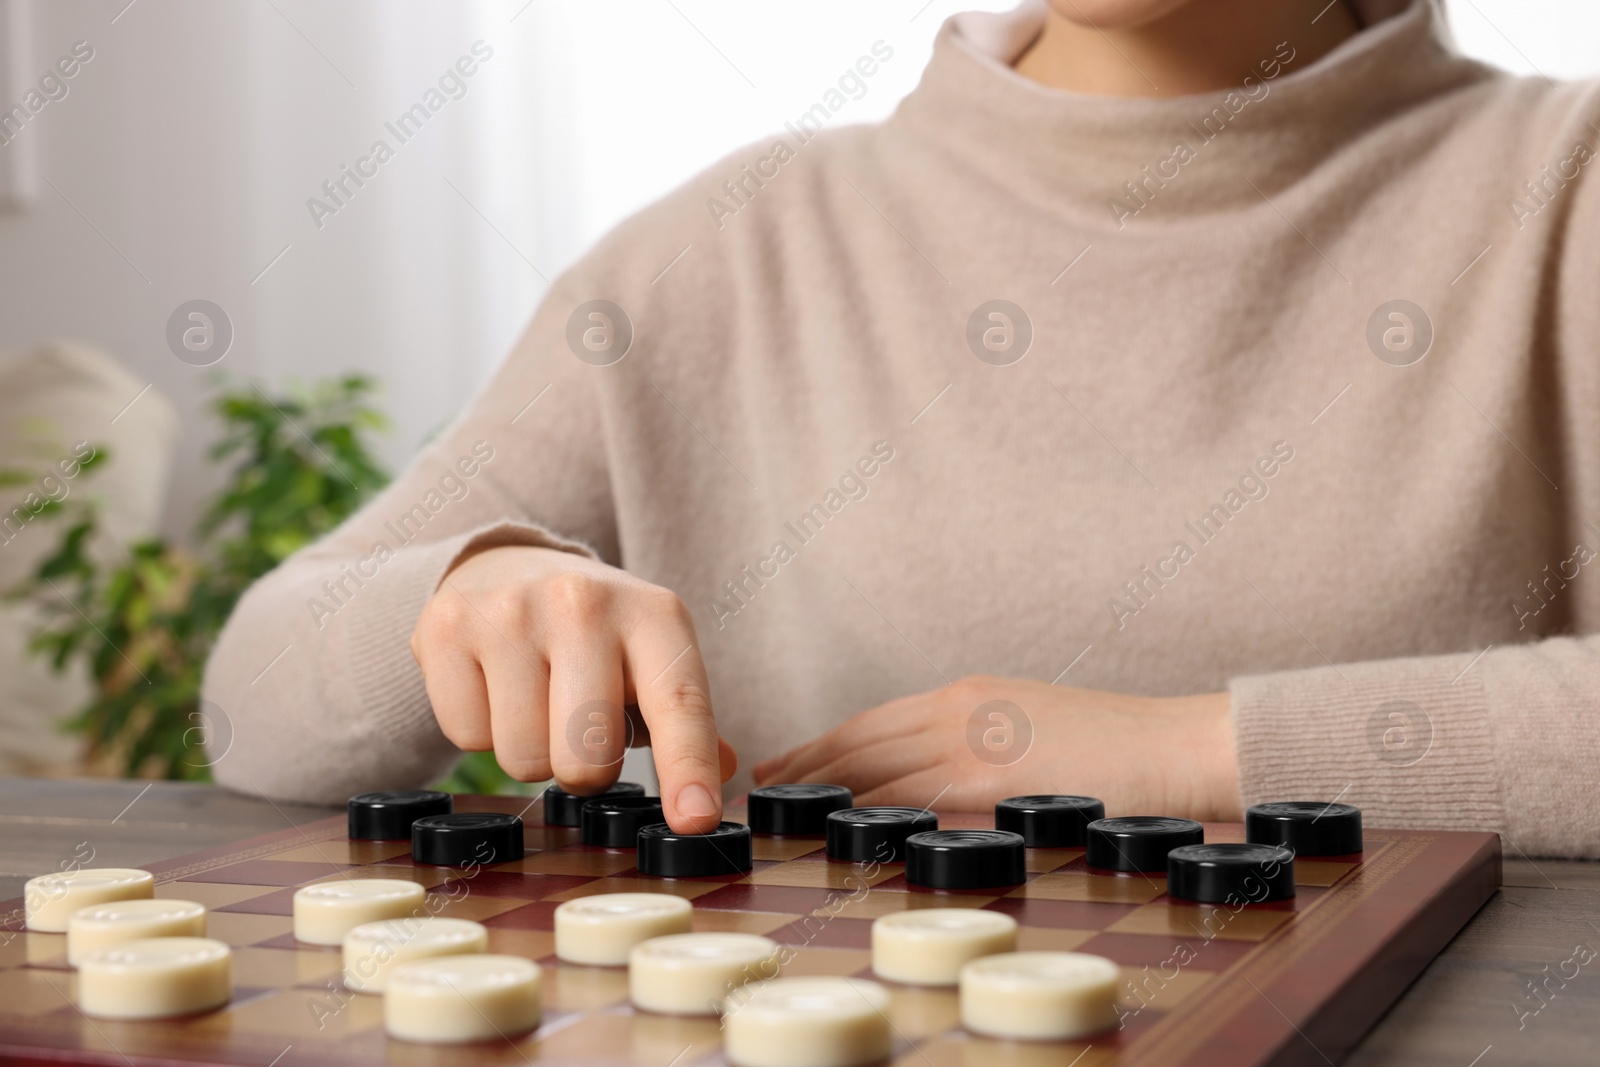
[891,0,1492,219]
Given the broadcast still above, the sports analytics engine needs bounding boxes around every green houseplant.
[11,375,519,792]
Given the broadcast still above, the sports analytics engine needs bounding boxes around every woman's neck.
[1014,0,1363,97]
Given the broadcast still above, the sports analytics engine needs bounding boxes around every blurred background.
[0,0,1595,784]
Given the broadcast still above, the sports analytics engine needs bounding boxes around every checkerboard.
[0,795,1500,1066]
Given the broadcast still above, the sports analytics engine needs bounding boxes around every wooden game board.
[0,795,1500,1067]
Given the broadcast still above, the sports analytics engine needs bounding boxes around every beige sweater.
[204,0,1600,857]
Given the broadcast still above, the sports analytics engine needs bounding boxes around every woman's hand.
[411,544,736,833]
[752,676,1239,821]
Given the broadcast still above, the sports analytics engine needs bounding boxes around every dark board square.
[768,917,875,950]
[20,956,72,972]
[369,852,418,867]
[215,887,297,915]
[226,985,280,1008]
[662,859,782,887]
[873,872,1033,895]
[694,883,841,916]
[1148,890,1317,915]
[252,932,339,952]
[451,795,540,817]
[482,901,562,931]
[525,827,583,851]
[184,860,357,887]
[751,836,828,862]
[983,896,1142,930]
[428,871,596,898]
[785,848,834,863]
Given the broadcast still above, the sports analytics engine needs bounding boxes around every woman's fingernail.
[677,783,718,819]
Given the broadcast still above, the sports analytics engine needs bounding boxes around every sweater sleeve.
[202,274,620,804]
[1232,91,1600,860]
[1229,635,1600,858]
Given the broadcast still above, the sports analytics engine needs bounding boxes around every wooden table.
[1,776,1594,1065]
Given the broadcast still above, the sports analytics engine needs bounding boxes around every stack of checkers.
[288,803,521,1047]
[19,866,229,1021]
[19,784,1364,1066]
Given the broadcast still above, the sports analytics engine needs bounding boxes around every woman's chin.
[1046,0,1207,31]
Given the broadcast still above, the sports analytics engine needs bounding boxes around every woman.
[205,0,1600,857]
